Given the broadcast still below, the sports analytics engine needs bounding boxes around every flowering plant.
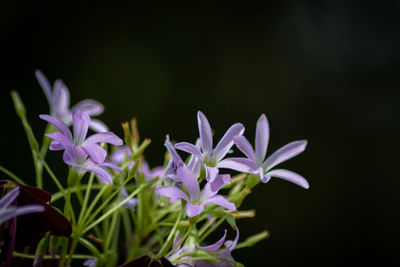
[0,71,309,266]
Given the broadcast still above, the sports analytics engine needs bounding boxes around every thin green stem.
[0,166,26,185]
[158,210,182,255]
[81,183,110,225]
[78,172,95,226]
[78,237,103,261]
[13,251,93,260]
[83,179,155,234]
[199,216,226,243]
[165,224,193,258]
[42,161,65,195]
[52,184,103,202]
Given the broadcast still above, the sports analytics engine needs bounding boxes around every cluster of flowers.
[0,71,308,267]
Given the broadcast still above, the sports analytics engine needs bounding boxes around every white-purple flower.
[0,187,44,226]
[175,111,257,174]
[35,70,108,132]
[40,111,123,183]
[155,163,236,218]
[234,114,309,189]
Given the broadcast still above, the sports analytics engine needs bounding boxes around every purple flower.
[35,70,108,132]
[164,135,201,182]
[121,187,137,210]
[40,111,123,183]
[155,163,235,218]
[197,228,240,267]
[0,187,44,226]
[175,111,257,174]
[234,114,309,189]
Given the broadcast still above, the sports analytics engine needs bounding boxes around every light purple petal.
[187,155,202,177]
[197,111,213,155]
[0,206,44,225]
[72,99,104,116]
[14,205,45,218]
[262,140,307,171]
[82,144,107,164]
[200,183,217,202]
[49,141,64,151]
[0,187,19,209]
[261,174,271,183]
[175,142,202,159]
[99,160,123,173]
[89,119,109,133]
[204,195,236,211]
[35,70,52,103]
[53,80,70,114]
[205,166,219,182]
[121,188,137,210]
[218,157,258,173]
[110,146,131,164]
[233,136,255,162]
[46,131,72,151]
[87,166,113,184]
[40,114,72,140]
[164,135,183,165]
[185,202,204,218]
[213,123,244,162]
[177,163,200,200]
[266,169,309,189]
[155,186,189,202]
[72,111,90,144]
[210,174,231,192]
[85,132,123,146]
[255,114,269,165]
[225,227,240,251]
[199,229,227,252]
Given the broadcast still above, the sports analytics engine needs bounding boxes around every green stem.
[42,161,65,195]
[165,224,193,258]
[83,179,155,234]
[158,210,182,255]
[199,216,226,243]
[0,166,26,185]
[78,173,95,226]
[13,251,93,260]
[79,237,103,261]
[52,184,104,202]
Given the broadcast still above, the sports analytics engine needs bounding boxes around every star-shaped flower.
[234,114,309,189]
[155,163,235,218]
[36,70,108,132]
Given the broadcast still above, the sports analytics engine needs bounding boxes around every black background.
[1,1,399,266]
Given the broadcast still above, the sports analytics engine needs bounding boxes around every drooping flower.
[197,228,240,267]
[40,111,123,183]
[0,187,44,226]
[233,114,309,189]
[35,70,108,132]
[155,162,235,218]
[175,111,257,175]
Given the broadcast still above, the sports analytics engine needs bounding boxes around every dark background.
[1,1,399,266]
